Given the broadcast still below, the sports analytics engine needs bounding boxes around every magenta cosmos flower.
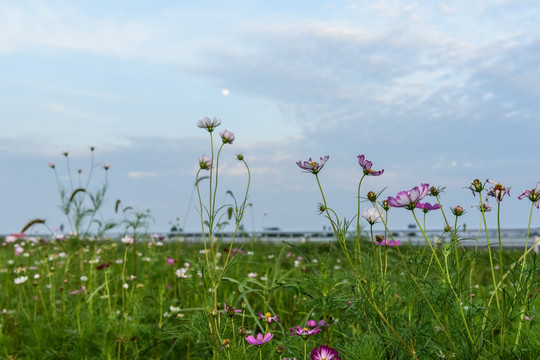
[196,117,221,132]
[416,202,441,213]
[258,312,280,324]
[296,156,329,174]
[357,155,383,176]
[219,129,235,144]
[245,332,273,346]
[387,183,429,210]
[518,181,540,208]
[289,326,322,337]
[311,345,341,360]
[486,179,510,204]
[375,236,401,247]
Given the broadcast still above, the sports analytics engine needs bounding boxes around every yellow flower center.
[265,312,272,318]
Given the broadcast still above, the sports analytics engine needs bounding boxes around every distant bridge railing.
[164,228,540,251]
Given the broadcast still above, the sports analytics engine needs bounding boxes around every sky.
[1,0,540,236]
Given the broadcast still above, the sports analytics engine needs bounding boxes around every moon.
[221,88,230,96]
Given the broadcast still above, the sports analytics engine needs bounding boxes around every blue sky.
[1,0,539,235]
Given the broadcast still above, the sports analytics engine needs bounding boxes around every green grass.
[1,235,539,359]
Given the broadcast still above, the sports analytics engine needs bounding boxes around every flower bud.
[451,205,464,216]
[367,191,377,203]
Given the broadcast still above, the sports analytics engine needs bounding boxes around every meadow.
[2,117,540,359]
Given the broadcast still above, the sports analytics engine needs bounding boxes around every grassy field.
[1,234,539,359]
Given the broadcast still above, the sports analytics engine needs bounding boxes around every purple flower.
[311,345,341,360]
[197,117,221,132]
[296,156,329,175]
[258,312,280,324]
[387,183,430,210]
[416,202,441,213]
[306,319,318,328]
[289,326,322,337]
[245,332,273,346]
[375,236,401,247]
[69,286,86,295]
[486,179,510,204]
[361,207,384,225]
[357,155,383,176]
[219,129,235,144]
[518,181,540,208]
[198,155,212,170]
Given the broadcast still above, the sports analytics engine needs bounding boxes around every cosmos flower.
[69,286,86,295]
[357,154,383,176]
[258,312,280,324]
[196,117,221,132]
[14,276,28,285]
[416,202,441,213]
[289,326,322,337]
[198,155,212,170]
[486,179,510,204]
[121,235,134,245]
[518,181,540,208]
[375,236,401,247]
[311,345,341,360]
[245,332,273,346]
[387,183,430,210]
[219,129,235,144]
[296,156,330,175]
[361,207,384,225]
[472,200,492,213]
[176,268,189,278]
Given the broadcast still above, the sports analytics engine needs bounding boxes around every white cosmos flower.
[361,207,384,225]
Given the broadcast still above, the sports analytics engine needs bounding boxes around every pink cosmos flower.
[296,156,329,175]
[289,326,322,337]
[357,155,383,176]
[69,286,86,295]
[311,345,341,360]
[14,244,24,256]
[486,179,510,204]
[196,117,221,132]
[387,183,430,210]
[167,258,175,265]
[375,236,401,247]
[121,235,134,245]
[258,312,280,324]
[198,155,212,170]
[245,332,273,346]
[219,129,235,144]
[416,202,441,213]
[518,181,540,208]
